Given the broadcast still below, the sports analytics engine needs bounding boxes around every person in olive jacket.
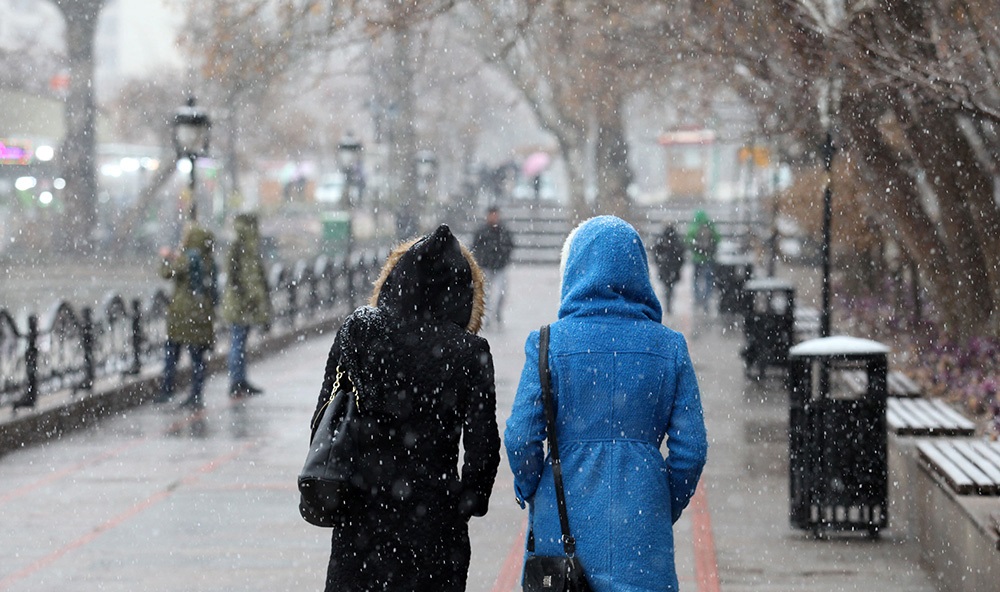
[221,213,272,398]
[310,224,500,592]
[155,222,218,409]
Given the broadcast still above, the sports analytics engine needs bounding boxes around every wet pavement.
[0,264,940,591]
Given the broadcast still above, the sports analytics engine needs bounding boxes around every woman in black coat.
[311,224,501,592]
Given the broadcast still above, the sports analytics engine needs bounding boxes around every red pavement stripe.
[0,441,255,591]
[491,518,527,592]
[691,481,721,592]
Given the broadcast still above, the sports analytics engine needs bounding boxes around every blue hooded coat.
[504,216,708,592]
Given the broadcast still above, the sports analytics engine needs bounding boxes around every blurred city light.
[35,145,55,161]
[14,176,36,191]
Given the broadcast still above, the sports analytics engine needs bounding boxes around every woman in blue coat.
[505,216,708,592]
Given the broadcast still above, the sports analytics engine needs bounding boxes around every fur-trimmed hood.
[331,225,487,414]
[370,224,485,334]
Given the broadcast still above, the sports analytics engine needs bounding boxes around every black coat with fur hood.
[313,225,500,524]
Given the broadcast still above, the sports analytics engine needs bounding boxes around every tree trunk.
[55,0,105,254]
[381,26,421,238]
[845,95,982,339]
[898,102,994,326]
[560,142,589,226]
[593,90,634,222]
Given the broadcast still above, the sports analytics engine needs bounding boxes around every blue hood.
[558,216,662,322]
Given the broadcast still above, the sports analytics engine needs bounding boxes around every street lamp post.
[820,131,835,338]
[337,133,363,209]
[172,96,211,221]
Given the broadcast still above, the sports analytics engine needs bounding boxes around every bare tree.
[696,0,1000,338]
[178,0,341,208]
[51,0,106,253]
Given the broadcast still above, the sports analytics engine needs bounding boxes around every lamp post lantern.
[337,132,364,208]
[172,96,211,220]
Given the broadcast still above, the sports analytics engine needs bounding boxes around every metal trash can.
[740,278,795,378]
[321,210,352,256]
[788,336,890,538]
[715,253,754,315]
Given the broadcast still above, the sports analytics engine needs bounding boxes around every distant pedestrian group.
[651,210,720,316]
[155,213,272,410]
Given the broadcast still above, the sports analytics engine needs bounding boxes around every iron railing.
[0,251,383,410]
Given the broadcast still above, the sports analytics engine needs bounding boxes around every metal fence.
[0,250,384,410]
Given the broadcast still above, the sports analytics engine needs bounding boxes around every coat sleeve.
[503,330,548,508]
[458,339,501,519]
[666,337,709,523]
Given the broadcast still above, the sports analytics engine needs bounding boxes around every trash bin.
[740,278,795,377]
[788,336,890,538]
[321,211,352,256]
[715,253,754,315]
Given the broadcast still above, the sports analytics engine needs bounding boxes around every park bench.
[917,440,1000,495]
[887,398,976,437]
[887,371,921,397]
[837,368,921,399]
[793,306,821,342]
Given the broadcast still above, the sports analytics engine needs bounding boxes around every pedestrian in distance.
[651,222,685,315]
[505,216,708,592]
[687,209,721,314]
[221,212,272,399]
[311,224,501,592]
[471,205,515,328]
[154,222,219,410]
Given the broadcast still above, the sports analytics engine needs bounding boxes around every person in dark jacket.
[221,213,272,398]
[652,222,685,315]
[505,216,708,592]
[155,222,218,409]
[311,224,501,592]
[471,206,515,327]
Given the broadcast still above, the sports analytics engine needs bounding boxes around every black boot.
[234,381,263,396]
[178,396,204,410]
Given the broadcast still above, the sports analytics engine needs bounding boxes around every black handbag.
[522,325,594,592]
[298,365,365,527]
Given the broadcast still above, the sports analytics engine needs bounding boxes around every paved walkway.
[0,264,939,591]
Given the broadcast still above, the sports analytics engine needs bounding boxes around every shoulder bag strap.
[538,324,577,557]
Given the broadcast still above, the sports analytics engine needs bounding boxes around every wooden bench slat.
[888,371,921,397]
[934,441,997,494]
[885,408,907,433]
[952,441,1000,489]
[927,400,976,432]
[970,442,1000,474]
[919,441,977,494]
[904,400,945,432]
[910,399,965,434]
[886,398,976,436]
[887,399,931,435]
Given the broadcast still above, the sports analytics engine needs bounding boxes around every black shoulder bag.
[298,365,364,527]
[522,325,594,592]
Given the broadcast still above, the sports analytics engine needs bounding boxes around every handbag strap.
[534,324,578,557]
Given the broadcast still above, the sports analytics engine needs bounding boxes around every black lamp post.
[337,132,363,208]
[820,131,835,338]
[172,96,211,220]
